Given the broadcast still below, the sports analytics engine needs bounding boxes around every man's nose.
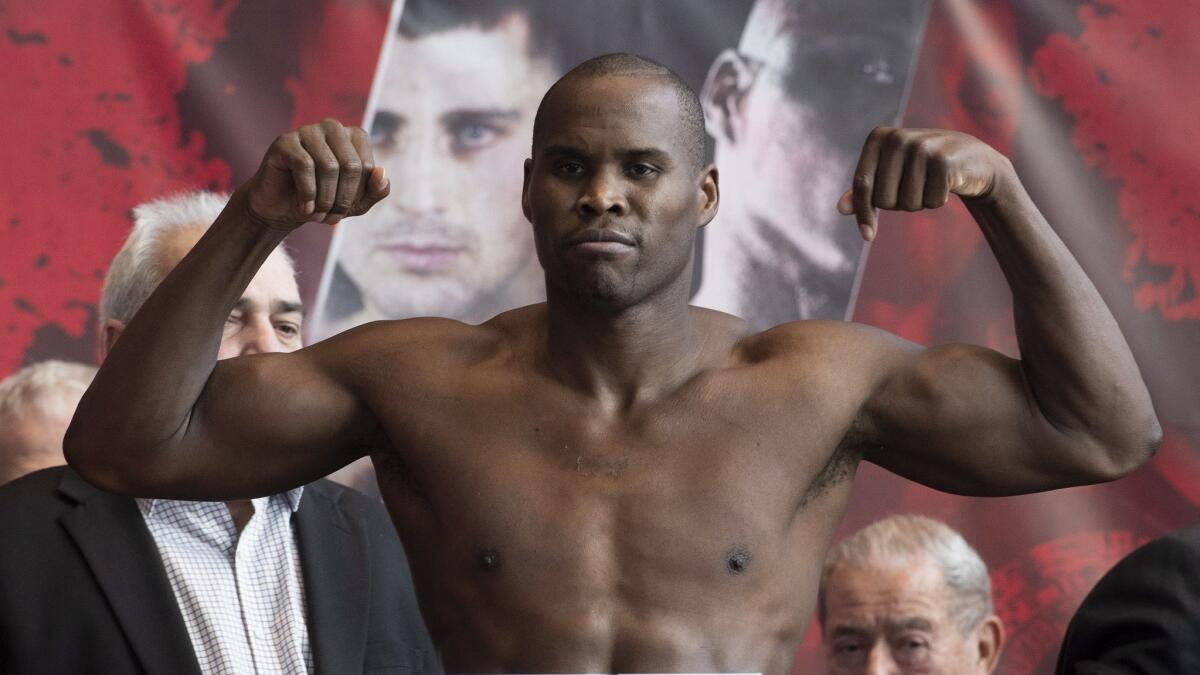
[864,645,902,675]
[237,317,284,356]
[576,168,628,218]
[387,134,446,217]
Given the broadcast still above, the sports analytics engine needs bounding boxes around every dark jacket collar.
[57,468,202,675]
[294,479,372,674]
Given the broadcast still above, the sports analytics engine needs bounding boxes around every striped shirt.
[137,489,312,675]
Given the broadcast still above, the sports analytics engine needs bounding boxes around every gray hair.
[0,360,97,421]
[99,190,295,327]
[818,514,993,633]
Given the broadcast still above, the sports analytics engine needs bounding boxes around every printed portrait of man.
[315,0,567,336]
[694,0,928,328]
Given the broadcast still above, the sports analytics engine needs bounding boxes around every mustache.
[365,214,475,248]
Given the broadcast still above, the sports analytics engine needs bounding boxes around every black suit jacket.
[0,466,439,674]
[1056,523,1200,674]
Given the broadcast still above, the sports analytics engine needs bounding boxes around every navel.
[725,546,753,575]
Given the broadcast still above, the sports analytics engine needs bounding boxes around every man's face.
[336,14,556,319]
[217,251,304,359]
[523,75,717,310]
[154,228,303,360]
[822,556,999,674]
[715,61,857,283]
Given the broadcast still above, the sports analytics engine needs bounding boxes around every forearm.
[966,173,1160,472]
[66,188,286,476]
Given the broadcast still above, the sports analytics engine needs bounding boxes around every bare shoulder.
[307,313,519,387]
[734,319,918,368]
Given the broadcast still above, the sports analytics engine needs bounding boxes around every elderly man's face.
[151,227,303,360]
[336,14,555,321]
[822,554,1002,674]
[215,250,304,359]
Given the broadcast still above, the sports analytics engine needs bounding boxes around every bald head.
[533,53,706,171]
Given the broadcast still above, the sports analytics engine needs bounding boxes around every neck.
[543,270,700,410]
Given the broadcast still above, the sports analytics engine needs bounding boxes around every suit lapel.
[58,470,202,675]
[295,482,369,673]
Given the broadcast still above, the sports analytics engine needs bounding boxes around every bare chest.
[369,370,860,668]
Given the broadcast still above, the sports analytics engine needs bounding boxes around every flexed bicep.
[163,344,381,500]
[858,340,1112,497]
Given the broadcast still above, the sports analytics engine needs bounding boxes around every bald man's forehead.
[536,75,687,148]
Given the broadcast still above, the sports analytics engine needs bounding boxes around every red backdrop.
[3,1,1197,672]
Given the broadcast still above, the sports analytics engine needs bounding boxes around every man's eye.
[556,162,585,176]
[627,163,659,178]
[832,638,867,654]
[453,123,500,151]
[370,112,400,148]
[897,629,931,662]
[900,635,929,648]
[276,323,300,338]
[831,639,869,668]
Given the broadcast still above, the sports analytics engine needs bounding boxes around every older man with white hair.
[0,360,97,485]
[0,191,437,674]
[819,514,1005,674]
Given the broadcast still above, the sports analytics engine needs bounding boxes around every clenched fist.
[837,127,1015,241]
[242,118,390,230]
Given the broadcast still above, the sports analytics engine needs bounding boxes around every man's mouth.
[566,228,637,255]
[378,242,466,273]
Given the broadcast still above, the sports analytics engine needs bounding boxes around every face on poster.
[695,0,929,329]
[313,2,556,339]
[312,0,928,339]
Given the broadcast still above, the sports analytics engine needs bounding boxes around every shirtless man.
[67,54,1160,672]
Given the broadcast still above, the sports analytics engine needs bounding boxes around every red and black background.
[2,1,1197,671]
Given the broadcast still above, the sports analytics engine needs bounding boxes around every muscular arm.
[66,120,391,500]
[837,128,1160,496]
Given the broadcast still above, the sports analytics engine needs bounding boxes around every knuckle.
[882,131,905,152]
[915,136,937,152]
[321,117,343,129]
[318,160,340,174]
[342,158,362,174]
[853,174,873,190]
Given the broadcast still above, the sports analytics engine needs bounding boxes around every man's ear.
[101,319,126,359]
[522,158,533,223]
[974,615,1005,674]
[701,48,757,146]
[698,165,720,229]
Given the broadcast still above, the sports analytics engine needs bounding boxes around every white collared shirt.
[138,489,312,675]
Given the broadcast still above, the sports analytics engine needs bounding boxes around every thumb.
[836,189,854,215]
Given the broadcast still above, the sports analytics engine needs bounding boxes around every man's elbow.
[1086,414,1163,482]
[63,420,143,495]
